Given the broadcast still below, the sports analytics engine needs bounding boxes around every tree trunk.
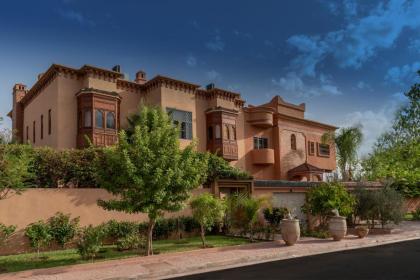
[200,224,206,248]
[146,218,156,256]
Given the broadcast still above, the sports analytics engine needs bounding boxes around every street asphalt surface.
[172,239,420,280]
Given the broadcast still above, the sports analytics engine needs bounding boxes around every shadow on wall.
[282,149,305,178]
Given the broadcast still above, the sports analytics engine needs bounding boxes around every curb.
[156,233,420,280]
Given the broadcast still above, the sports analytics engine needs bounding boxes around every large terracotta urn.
[328,216,347,241]
[280,217,300,246]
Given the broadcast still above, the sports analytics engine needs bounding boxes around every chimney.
[112,65,121,73]
[135,70,147,84]
[11,84,27,143]
[206,83,215,90]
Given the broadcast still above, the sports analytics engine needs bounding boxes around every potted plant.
[280,213,300,246]
[328,209,347,241]
[355,225,369,238]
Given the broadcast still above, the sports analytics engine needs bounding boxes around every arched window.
[84,109,92,128]
[229,125,236,140]
[224,124,229,140]
[95,109,104,128]
[215,125,221,139]
[106,112,116,129]
[208,126,213,140]
[291,134,296,150]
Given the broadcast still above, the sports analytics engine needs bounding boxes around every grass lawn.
[0,235,251,273]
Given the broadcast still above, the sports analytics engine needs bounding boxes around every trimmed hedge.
[2,144,250,189]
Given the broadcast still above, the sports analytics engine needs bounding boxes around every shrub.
[47,212,80,247]
[77,225,105,260]
[376,187,405,228]
[31,147,99,188]
[103,220,139,243]
[353,188,378,225]
[263,207,288,230]
[411,207,420,221]
[0,223,16,245]
[227,194,267,241]
[0,144,33,199]
[302,182,356,227]
[116,233,146,251]
[190,193,226,247]
[205,153,251,185]
[25,221,52,257]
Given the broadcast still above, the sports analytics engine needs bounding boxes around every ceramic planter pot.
[328,216,347,241]
[355,226,369,238]
[280,219,300,246]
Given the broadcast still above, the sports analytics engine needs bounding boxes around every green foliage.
[103,220,139,242]
[116,233,146,251]
[263,207,288,230]
[301,228,330,239]
[0,144,33,199]
[353,187,405,228]
[302,182,356,226]
[227,193,266,241]
[97,106,209,255]
[362,75,419,196]
[411,207,420,221]
[0,223,16,245]
[205,153,251,184]
[376,187,405,228]
[31,147,99,188]
[353,188,378,224]
[25,221,52,256]
[76,225,105,260]
[47,212,80,248]
[190,193,226,247]
[322,126,363,181]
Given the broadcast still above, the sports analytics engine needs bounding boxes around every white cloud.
[288,0,420,76]
[340,93,406,155]
[205,35,225,52]
[206,70,221,81]
[408,38,420,53]
[272,72,342,97]
[186,55,197,67]
[385,61,420,85]
[58,9,95,26]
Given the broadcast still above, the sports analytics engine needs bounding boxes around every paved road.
[172,239,420,280]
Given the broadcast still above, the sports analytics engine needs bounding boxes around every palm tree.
[322,126,363,181]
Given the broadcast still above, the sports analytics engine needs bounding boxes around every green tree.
[97,106,208,255]
[362,71,419,196]
[302,182,356,227]
[190,193,226,247]
[322,126,363,181]
[47,212,80,248]
[25,221,52,257]
[0,144,33,199]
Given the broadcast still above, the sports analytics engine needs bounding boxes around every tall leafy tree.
[97,106,209,255]
[190,193,226,247]
[0,144,33,199]
[362,71,420,196]
[322,126,363,181]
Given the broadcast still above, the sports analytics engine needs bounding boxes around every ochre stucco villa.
[8,63,337,200]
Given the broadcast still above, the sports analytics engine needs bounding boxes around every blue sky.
[0,0,419,155]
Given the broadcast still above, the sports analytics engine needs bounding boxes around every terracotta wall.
[0,188,209,255]
[23,78,59,147]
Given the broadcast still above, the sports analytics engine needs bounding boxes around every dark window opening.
[84,109,92,128]
[291,134,297,150]
[95,109,104,128]
[40,115,44,140]
[166,108,192,139]
[253,137,268,149]
[33,121,36,143]
[318,143,330,157]
[308,141,315,155]
[48,109,52,135]
[106,112,116,129]
[208,126,213,140]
